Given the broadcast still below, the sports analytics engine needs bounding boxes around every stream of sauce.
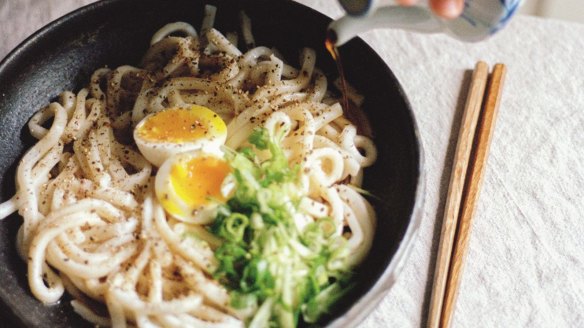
[325,29,350,112]
[324,29,373,137]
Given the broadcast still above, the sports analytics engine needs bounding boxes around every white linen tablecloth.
[2,0,583,327]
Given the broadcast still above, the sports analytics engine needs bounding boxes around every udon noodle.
[0,5,377,327]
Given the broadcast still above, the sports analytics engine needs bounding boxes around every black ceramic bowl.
[0,0,424,326]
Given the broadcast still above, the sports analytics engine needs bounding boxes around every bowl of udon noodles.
[0,0,424,327]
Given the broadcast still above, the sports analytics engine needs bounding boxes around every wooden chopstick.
[439,63,506,328]
[427,61,489,328]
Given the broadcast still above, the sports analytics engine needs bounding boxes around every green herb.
[210,127,352,327]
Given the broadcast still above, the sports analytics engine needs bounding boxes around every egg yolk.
[170,155,231,207]
[137,105,226,143]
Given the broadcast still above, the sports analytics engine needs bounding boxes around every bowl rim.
[0,0,426,326]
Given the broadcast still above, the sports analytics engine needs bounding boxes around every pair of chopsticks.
[427,62,507,328]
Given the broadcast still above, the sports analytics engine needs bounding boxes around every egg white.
[155,150,232,224]
[134,105,227,167]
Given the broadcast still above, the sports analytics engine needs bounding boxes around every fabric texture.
[1,0,583,327]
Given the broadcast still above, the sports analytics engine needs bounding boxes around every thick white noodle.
[151,22,197,45]
[0,6,377,327]
[201,5,217,33]
[239,11,255,49]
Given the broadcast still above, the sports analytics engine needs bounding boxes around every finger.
[429,0,464,19]
[396,0,418,6]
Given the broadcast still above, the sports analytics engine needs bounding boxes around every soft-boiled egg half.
[134,104,232,223]
[134,105,227,167]
[155,150,232,224]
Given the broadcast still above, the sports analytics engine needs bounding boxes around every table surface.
[2,1,584,327]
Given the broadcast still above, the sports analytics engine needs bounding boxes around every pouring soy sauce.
[329,0,522,47]
[325,0,520,136]
[324,29,350,115]
[324,29,373,137]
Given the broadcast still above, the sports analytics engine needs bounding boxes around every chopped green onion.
[209,127,352,326]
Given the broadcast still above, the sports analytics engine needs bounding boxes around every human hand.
[396,0,464,19]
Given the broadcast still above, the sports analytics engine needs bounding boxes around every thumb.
[429,0,464,19]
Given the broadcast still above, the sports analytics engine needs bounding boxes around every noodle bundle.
[0,5,377,327]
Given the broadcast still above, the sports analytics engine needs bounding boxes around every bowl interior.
[0,0,421,326]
